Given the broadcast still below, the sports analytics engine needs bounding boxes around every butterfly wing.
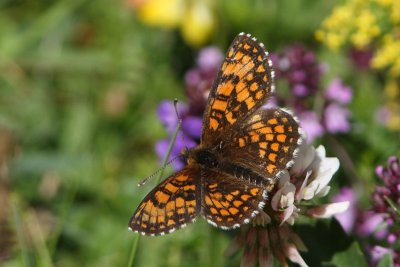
[202,33,275,147]
[222,108,302,187]
[129,166,200,236]
[201,169,266,229]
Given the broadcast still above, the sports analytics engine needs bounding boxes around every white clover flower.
[226,142,349,267]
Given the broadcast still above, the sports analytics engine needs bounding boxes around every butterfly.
[129,33,302,236]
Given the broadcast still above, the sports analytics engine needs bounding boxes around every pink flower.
[324,103,351,133]
[332,187,357,233]
[325,78,352,104]
[298,111,324,142]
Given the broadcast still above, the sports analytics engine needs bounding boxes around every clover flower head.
[371,156,400,243]
[226,142,348,267]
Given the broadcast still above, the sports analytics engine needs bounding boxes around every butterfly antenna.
[174,99,187,145]
[173,98,181,119]
[137,156,181,187]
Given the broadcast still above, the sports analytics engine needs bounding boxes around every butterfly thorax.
[186,146,272,188]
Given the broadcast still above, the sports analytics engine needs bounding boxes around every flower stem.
[383,195,400,217]
[126,234,140,267]
[30,210,54,267]
[155,119,182,184]
[48,180,78,257]
[126,119,182,267]
[11,197,32,267]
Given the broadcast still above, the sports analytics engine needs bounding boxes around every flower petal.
[284,244,309,267]
[303,201,350,218]
[182,116,202,139]
[332,187,357,233]
[271,181,296,211]
[291,143,316,175]
[157,100,188,134]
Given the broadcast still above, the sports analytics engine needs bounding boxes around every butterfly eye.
[181,148,192,164]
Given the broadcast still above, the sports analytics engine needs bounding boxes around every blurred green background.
[1,0,399,267]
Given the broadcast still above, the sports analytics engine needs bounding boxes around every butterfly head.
[181,146,195,165]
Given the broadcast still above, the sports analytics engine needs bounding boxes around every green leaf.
[328,242,369,267]
[377,253,393,267]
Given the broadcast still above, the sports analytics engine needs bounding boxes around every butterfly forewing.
[202,33,275,147]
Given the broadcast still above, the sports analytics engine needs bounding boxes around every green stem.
[31,211,54,267]
[48,180,78,257]
[126,119,182,267]
[126,234,140,267]
[384,195,400,217]
[11,197,32,267]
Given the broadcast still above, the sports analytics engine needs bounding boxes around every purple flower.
[324,103,351,133]
[272,44,352,141]
[181,116,202,139]
[368,246,394,267]
[156,100,201,170]
[273,44,325,98]
[185,69,201,88]
[157,100,188,134]
[371,156,400,241]
[156,47,223,170]
[325,78,352,104]
[357,155,400,267]
[197,46,223,72]
[373,156,400,217]
[185,46,223,116]
[356,211,385,237]
[298,111,324,142]
[332,187,357,233]
[349,48,373,70]
[375,107,391,125]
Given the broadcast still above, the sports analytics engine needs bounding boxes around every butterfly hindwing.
[129,167,200,236]
[201,169,266,229]
[219,108,301,185]
[202,33,275,146]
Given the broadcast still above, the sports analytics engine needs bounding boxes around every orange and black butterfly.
[129,33,303,236]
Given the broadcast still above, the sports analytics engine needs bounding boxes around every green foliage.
[377,254,393,267]
[0,1,399,267]
[328,242,369,267]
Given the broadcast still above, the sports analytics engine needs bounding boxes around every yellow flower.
[375,0,392,7]
[371,34,400,76]
[350,9,380,48]
[325,32,345,51]
[181,1,215,47]
[317,0,400,131]
[390,1,400,23]
[128,0,215,46]
[133,0,185,28]
[386,102,400,130]
[323,6,353,30]
[383,79,400,130]
[384,78,399,100]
